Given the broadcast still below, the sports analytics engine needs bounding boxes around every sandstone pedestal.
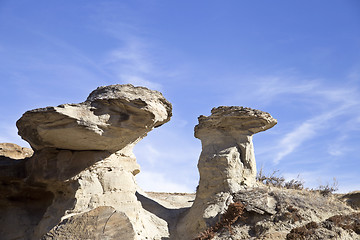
[1,84,172,240]
[176,106,277,239]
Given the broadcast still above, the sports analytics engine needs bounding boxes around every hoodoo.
[2,86,357,240]
[2,84,173,240]
[176,106,277,239]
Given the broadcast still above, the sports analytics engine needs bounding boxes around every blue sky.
[1,0,359,193]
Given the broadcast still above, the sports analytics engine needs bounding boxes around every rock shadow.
[135,191,191,239]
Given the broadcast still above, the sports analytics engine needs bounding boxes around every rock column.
[10,84,172,240]
[177,106,277,239]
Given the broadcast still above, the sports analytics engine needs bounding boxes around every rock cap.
[195,106,277,138]
[86,84,172,127]
[16,84,172,151]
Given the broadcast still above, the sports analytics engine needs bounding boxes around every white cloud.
[103,37,164,91]
[120,75,163,91]
[254,76,319,102]
[347,68,360,83]
[337,183,360,194]
[263,76,360,164]
[107,39,151,74]
[273,122,316,164]
[136,171,193,193]
[0,125,29,147]
[135,143,162,166]
[273,108,341,164]
[327,135,350,157]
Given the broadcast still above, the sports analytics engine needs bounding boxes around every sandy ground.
[145,192,195,209]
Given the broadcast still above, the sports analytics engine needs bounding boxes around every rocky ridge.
[0,84,359,240]
[0,142,33,159]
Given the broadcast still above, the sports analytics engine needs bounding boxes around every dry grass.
[313,178,339,196]
[257,168,339,195]
[256,168,304,190]
[193,202,246,240]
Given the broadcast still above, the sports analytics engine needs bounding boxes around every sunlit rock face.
[176,106,277,239]
[16,84,172,151]
[195,106,277,195]
[0,143,33,159]
[1,84,172,240]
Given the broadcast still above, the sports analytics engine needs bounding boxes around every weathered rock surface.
[197,186,358,240]
[1,86,359,240]
[195,106,277,190]
[17,84,172,151]
[0,143,33,159]
[176,106,277,239]
[43,206,136,240]
[0,84,173,240]
[340,191,360,210]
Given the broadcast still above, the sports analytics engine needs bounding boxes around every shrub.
[286,221,319,240]
[256,168,304,190]
[327,212,360,234]
[194,202,246,240]
[313,178,338,196]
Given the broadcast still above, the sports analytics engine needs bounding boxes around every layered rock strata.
[17,84,171,151]
[0,143,33,159]
[176,106,277,239]
[1,84,172,240]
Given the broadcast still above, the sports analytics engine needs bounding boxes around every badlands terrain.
[0,84,359,240]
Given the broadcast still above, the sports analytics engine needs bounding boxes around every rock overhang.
[195,106,277,138]
[16,84,172,151]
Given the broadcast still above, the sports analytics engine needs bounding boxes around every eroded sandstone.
[1,84,172,240]
[0,143,33,159]
[16,84,172,151]
[1,86,358,240]
[176,106,277,239]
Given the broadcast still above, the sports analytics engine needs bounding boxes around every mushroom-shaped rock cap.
[16,84,172,151]
[195,106,277,138]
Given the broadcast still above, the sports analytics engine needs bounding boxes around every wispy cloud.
[274,101,359,163]
[102,35,164,91]
[136,171,193,193]
[254,76,319,102]
[136,143,162,166]
[0,124,29,147]
[274,122,316,164]
[247,76,360,164]
[133,122,200,192]
[120,75,163,91]
[327,134,350,157]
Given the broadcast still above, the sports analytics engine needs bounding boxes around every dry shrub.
[194,228,215,240]
[284,178,304,190]
[256,168,304,190]
[257,169,285,188]
[286,221,319,240]
[313,178,339,196]
[274,206,303,223]
[286,213,360,239]
[327,212,360,234]
[286,206,302,223]
[194,202,246,240]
